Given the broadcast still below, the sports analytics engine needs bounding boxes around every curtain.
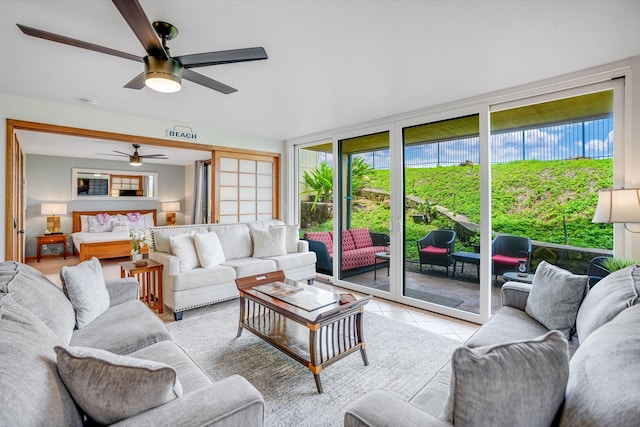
[192,160,206,224]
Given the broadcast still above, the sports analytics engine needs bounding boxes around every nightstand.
[119,259,164,314]
[36,234,67,262]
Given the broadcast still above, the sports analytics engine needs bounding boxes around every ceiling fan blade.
[140,154,168,158]
[124,72,146,89]
[16,24,142,62]
[182,69,237,94]
[112,150,131,156]
[97,153,128,157]
[176,47,268,68]
[112,0,168,58]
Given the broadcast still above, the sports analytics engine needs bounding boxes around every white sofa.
[149,220,316,320]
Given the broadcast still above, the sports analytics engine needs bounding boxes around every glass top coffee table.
[503,271,535,284]
[235,271,372,393]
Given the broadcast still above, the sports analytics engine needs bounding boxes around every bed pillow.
[194,232,226,268]
[60,257,110,329]
[112,222,130,233]
[253,226,287,258]
[525,261,589,337]
[169,233,200,270]
[117,213,146,230]
[87,214,113,233]
[55,345,182,425]
[443,331,569,427]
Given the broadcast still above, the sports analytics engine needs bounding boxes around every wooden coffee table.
[235,271,372,393]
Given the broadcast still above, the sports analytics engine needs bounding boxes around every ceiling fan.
[16,0,267,94]
[98,144,168,166]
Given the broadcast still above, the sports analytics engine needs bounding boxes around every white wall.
[0,94,285,260]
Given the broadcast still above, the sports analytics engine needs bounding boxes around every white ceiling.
[3,0,640,163]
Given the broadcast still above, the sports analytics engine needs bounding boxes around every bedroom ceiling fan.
[98,144,168,166]
[16,0,268,94]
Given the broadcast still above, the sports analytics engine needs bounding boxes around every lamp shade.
[161,202,180,212]
[592,189,640,223]
[41,203,67,216]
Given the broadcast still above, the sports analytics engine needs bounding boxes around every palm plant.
[302,162,333,209]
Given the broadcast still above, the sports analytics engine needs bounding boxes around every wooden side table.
[36,234,67,262]
[119,259,164,314]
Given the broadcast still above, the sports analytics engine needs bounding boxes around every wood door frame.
[5,119,281,260]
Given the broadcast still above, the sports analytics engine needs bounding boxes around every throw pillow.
[117,213,146,230]
[575,264,640,342]
[525,261,589,337]
[60,257,110,329]
[253,226,287,258]
[443,330,569,427]
[285,224,300,253]
[194,232,226,268]
[54,345,182,425]
[169,232,200,270]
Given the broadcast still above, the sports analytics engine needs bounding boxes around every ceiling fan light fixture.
[144,56,182,93]
[129,154,143,166]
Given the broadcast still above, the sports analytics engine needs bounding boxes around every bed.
[72,209,157,261]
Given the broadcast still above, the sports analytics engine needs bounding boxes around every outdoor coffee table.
[235,271,372,393]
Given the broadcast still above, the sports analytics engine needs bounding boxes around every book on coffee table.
[254,282,339,312]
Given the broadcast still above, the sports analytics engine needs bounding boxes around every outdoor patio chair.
[587,255,611,288]
[491,234,532,278]
[416,229,456,276]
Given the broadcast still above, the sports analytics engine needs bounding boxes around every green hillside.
[364,158,613,250]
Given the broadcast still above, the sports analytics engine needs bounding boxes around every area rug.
[168,302,460,427]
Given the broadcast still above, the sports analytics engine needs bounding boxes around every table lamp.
[592,188,640,232]
[162,202,180,225]
[41,203,67,234]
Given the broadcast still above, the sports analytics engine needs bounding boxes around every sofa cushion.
[0,261,75,344]
[560,304,640,426]
[70,300,172,355]
[305,231,333,256]
[443,330,569,427]
[194,232,226,268]
[222,258,278,278]
[60,257,111,329]
[525,261,588,337]
[55,345,182,425]
[213,224,253,260]
[169,232,201,271]
[128,340,213,393]
[0,294,82,427]
[285,224,300,253]
[169,265,237,292]
[349,228,373,249]
[341,246,389,271]
[342,229,357,252]
[465,306,550,348]
[267,251,317,272]
[576,264,640,342]
[253,226,287,258]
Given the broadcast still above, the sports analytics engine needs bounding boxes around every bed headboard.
[72,209,157,233]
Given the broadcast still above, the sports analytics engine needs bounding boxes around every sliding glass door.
[291,77,625,324]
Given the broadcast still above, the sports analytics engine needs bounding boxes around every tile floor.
[313,280,479,343]
[29,256,479,343]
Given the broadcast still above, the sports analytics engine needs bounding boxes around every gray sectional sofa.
[149,220,316,320]
[0,260,264,426]
[345,261,640,426]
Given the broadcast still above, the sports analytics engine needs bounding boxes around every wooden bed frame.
[72,209,157,262]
